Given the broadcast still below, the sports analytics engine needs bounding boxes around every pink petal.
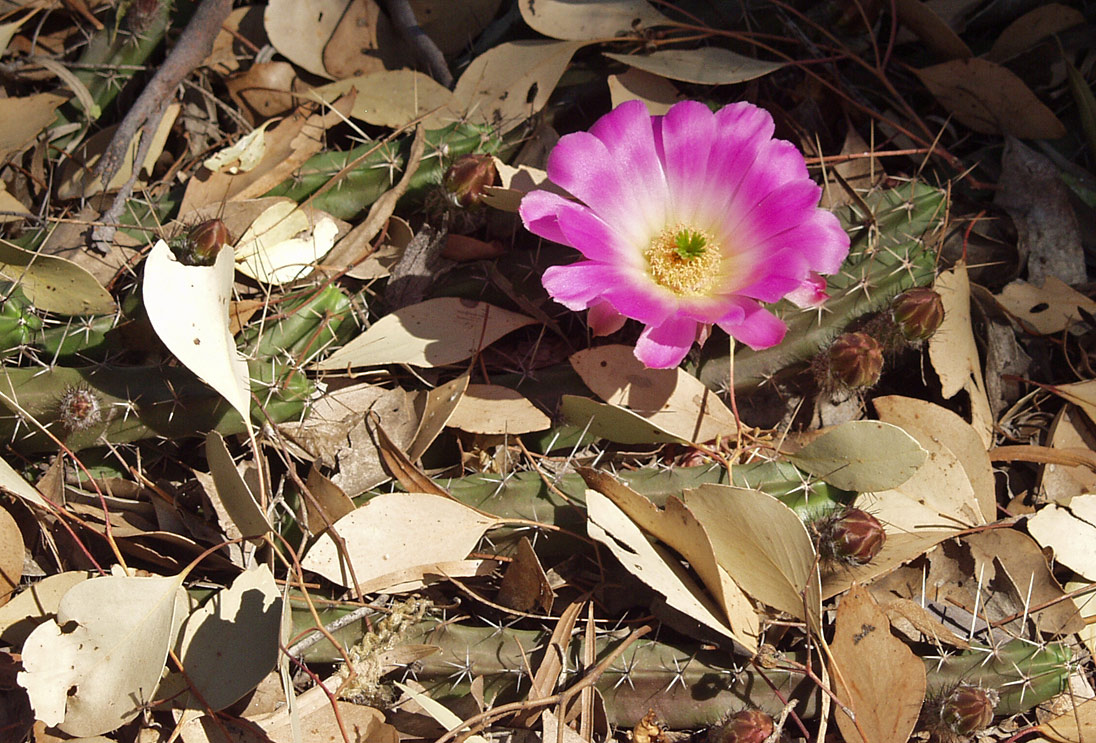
[634,315,698,368]
[519,190,571,246]
[589,100,670,224]
[588,300,626,336]
[786,273,829,308]
[555,201,641,265]
[655,101,717,223]
[542,262,622,311]
[717,302,787,349]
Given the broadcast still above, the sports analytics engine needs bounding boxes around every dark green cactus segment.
[0,284,43,356]
[699,181,944,391]
[263,123,504,221]
[237,285,357,362]
[927,640,1071,716]
[36,315,119,360]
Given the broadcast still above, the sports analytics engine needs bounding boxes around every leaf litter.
[0,2,1095,742]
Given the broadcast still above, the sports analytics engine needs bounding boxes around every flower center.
[644,226,722,296]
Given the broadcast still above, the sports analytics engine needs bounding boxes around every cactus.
[0,284,43,357]
[0,284,356,452]
[699,181,944,391]
[263,122,505,221]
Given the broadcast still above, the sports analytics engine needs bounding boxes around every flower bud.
[941,685,998,735]
[710,709,774,743]
[58,385,102,432]
[827,332,884,388]
[822,508,886,565]
[892,287,944,340]
[444,154,497,208]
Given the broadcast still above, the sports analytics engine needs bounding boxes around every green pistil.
[674,229,707,260]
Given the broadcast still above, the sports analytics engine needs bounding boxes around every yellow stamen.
[644,225,722,296]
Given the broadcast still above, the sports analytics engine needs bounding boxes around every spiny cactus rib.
[263,123,504,221]
[699,182,945,391]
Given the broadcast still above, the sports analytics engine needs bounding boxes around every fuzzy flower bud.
[444,154,497,208]
[941,685,998,735]
[892,287,944,340]
[821,508,886,565]
[710,709,774,743]
[828,332,884,388]
[58,385,102,432]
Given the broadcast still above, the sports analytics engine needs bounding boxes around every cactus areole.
[519,99,850,368]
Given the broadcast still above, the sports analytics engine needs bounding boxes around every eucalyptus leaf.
[788,420,926,492]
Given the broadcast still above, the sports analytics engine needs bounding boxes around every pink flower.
[520,100,850,369]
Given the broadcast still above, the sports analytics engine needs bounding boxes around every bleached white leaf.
[142,239,252,425]
[204,120,273,174]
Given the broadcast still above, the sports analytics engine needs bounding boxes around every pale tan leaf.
[1028,495,1096,581]
[236,215,339,285]
[313,69,454,128]
[830,585,925,743]
[0,181,31,223]
[519,0,672,40]
[928,263,993,446]
[0,504,22,604]
[608,68,682,114]
[0,571,88,645]
[915,57,1066,138]
[0,241,115,316]
[874,395,995,523]
[263,0,346,79]
[1037,698,1096,743]
[205,431,271,541]
[561,395,687,445]
[204,120,274,174]
[426,40,584,134]
[175,566,281,711]
[570,345,737,443]
[603,48,784,85]
[409,374,468,460]
[18,573,187,736]
[447,384,550,435]
[995,277,1096,335]
[683,484,821,632]
[257,694,398,743]
[580,469,759,651]
[395,682,489,743]
[1040,406,1096,503]
[0,454,46,509]
[987,3,1084,63]
[301,492,500,590]
[787,421,926,492]
[0,92,67,163]
[585,489,740,643]
[143,240,252,424]
[314,298,535,369]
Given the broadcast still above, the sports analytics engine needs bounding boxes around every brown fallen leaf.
[830,585,925,743]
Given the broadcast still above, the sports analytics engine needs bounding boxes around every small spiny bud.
[443,154,497,208]
[941,685,998,735]
[827,332,884,388]
[58,385,102,432]
[710,709,774,743]
[816,508,886,565]
[892,287,944,341]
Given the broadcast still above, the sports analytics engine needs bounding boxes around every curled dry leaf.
[1028,494,1096,581]
[519,0,672,40]
[585,489,742,645]
[995,277,1096,335]
[314,298,535,369]
[829,585,926,743]
[205,431,271,541]
[0,505,22,605]
[142,239,252,425]
[603,48,784,85]
[561,395,688,446]
[570,345,737,444]
[18,573,187,736]
[787,420,926,492]
[301,492,500,591]
[683,484,821,633]
[0,242,115,316]
[0,571,88,646]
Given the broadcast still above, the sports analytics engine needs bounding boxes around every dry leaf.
[1028,494,1096,580]
[204,120,274,174]
[314,298,535,369]
[995,277,1096,334]
[928,263,993,447]
[409,374,469,460]
[1037,697,1096,743]
[0,505,22,604]
[987,3,1084,62]
[915,57,1066,138]
[585,489,741,644]
[570,345,737,444]
[18,573,187,736]
[0,92,67,163]
[263,0,347,79]
[895,0,972,60]
[561,395,688,445]
[0,241,115,316]
[205,432,271,541]
[314,69,453,128]
[1040,406,1096,503]
[497,536,554,614]
[830,585,925,743]
[787,420,926,492]
[874,395,996,523]
[603,48,784,85]
[303,466,355,534]
[607,68,682,114]
[0,571,88,646]
[684,484,821,632]
[447,384,550,435]
[234,202,341,285]
[321,0,383,79]
[518,0,672,40]
[301,492,500,591]
[581,469,759,651]
[143,240,252,425]
[174,566,281,711]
